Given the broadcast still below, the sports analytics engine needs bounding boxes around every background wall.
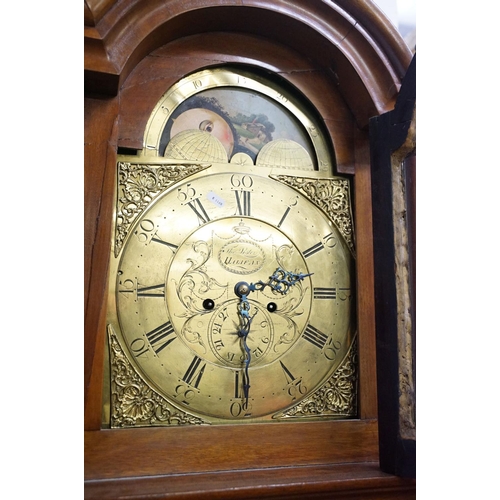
[374,0,416,50]
[7,2,500,499]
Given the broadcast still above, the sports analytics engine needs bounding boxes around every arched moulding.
[84,0,413,119]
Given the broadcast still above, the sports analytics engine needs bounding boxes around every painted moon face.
[171,108,235,157]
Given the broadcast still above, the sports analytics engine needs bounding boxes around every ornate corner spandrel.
[114,162,209,257]
[107,326,209,428]
[271,175,355,254]
[274,336,358,420]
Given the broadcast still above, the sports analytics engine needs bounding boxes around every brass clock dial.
[108,164,355,425]
[105,67,357,427]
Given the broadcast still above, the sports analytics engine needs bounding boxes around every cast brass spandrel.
[273,335,358,420]
[271,174,355,255]
[114,160,210,257]
[108,325,209,428]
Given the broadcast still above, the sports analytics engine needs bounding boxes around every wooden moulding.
[370,55,416,478]
[84,0,116,27]
[84,462,416,500]
[84,0,412,118]
[84,96,119,430]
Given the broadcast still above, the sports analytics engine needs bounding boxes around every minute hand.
[235,290,254,405]
[233,268,312,407]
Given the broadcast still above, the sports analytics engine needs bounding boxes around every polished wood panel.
[84,95,118,429]
[85,420,378,479]
[353,129,378,420]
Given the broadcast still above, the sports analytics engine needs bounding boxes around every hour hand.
[250,267,313,295]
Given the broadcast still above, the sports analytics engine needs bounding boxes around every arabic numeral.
[230,174,254,189]
[324,339,342,361]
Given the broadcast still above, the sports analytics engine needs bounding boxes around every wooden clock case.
[84,0,416,497]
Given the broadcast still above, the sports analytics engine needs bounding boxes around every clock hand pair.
[234,267,313,408]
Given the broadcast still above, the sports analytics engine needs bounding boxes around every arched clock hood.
[84,0,412,118]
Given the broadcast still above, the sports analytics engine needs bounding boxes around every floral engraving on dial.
[166,218,312,368]
[171,240,228,353]
[107,326,208,428]
[115,162,208,256]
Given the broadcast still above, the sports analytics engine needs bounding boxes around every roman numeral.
[234,371,242,398]
[279,361,297,385]
[145,321,176,354]
[151,235,178,252]
[235,190,251,216]
[182,356,206,389]
[137,283,165,298]
[187,199,210,225]
[277,206,291,228]
[313,287,337,299]
[279,361,307,400]
[303,233,337,258]
[302,241,324,258]
[302,324,329,350]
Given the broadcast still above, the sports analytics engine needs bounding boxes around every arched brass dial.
[106,66,356,427]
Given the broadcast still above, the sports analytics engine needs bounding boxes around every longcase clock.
[84,1,415,498]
